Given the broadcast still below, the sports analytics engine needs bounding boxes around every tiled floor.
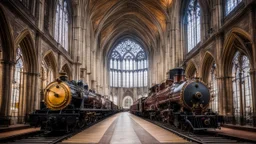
[62,112,188,144]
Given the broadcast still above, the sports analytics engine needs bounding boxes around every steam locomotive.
[130,68,220,131]
[29,72,118,132]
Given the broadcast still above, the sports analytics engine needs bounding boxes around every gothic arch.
[61,63,72,79]
[122,95,133,109]
[12,29,39,119]
[15,29,38,73]
[220,28,255,119]
[201,51,216,83]
[185,60,197,79]
[222,28,253,76]
[43,50,57,78]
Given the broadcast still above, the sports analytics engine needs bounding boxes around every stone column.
[248,0,256,127]
[0,61,14,117]
[22,72,40,119]
[250,69,256,126]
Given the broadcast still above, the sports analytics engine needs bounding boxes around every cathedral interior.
[0,0,256,143]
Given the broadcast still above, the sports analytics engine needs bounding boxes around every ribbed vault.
[88,0,171,53]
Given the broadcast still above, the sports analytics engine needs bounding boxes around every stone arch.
[14,29,38,73]
[61,63,72,79]
[221,28,253,76]
[43,50,58,79]
[12,29,39,121]
[201,51,216,83]
[220,28,255,117]
[122,96,133,109]
[0,4,15,116]
[185,60,197,79]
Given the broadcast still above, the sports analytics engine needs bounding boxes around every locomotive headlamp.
[194,92,202,99]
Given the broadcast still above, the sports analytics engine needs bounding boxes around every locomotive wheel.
[181,122,192,132]
[77,119,86,128]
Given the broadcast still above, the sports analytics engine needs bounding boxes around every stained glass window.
[209,63,218,113]
[11,48,23,124]
[55,0,69,51]
[109,39,148,88]
[225,0,242,15]
[232,52,253,125]
[186,0,201,52]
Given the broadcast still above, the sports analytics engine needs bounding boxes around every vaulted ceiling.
[88,0,172,53]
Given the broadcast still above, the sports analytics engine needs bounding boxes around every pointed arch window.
[109,39,148,88]
[55,0,69,51]
[225,0,242,16]
[11,48,23,124]
[208,63,218,113]
[186,0,201,52]
[232,52,253,125]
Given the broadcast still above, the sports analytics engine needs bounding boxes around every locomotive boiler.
[29,72,118,132]
[130,68,220,131]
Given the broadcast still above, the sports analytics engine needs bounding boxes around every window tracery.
[55,0,69,51]
[186,0,201,52]
[11,48,23,124]
[109,39,148,88]
[209,63,218,113]
[232,52,253,125]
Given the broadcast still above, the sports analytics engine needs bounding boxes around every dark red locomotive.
[130,68,220,131]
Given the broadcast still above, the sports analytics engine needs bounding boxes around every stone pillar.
[250,69,256,126]
[248,0,256,127]
[18,70,24,123]
[23,72,40,119]
[0,61,14,117]
[217,77,225,115]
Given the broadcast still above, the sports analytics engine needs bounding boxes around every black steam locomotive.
[29,72,118,132]
[130,68,220,131]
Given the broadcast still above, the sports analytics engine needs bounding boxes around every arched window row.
[185,0,243,53]
[232,52,253,125]
[109,39,148,88]
[54,0,69,51]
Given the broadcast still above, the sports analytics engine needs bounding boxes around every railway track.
[0,113,117,144]
[143,117,255,144]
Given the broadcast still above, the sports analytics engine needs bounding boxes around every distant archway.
[122,96,133,109]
